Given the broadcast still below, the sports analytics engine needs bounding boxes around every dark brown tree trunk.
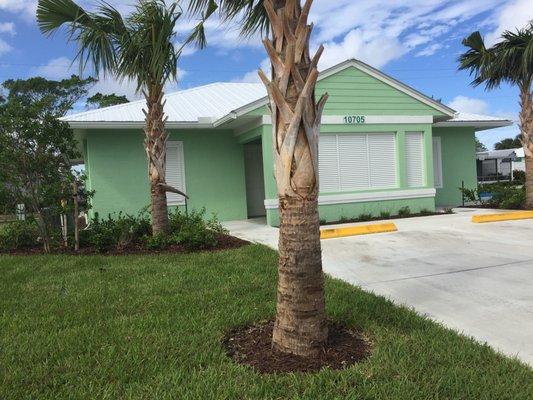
[259,0,329,357]
[273,196,327,356]
[144,84,170,235]
[519,82,533,209]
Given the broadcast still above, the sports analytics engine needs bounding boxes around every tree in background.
[494,135,522,150]
[86,92,129,109]
[459,22,533,208]
[475,137,488,152]
[37,0,216,235]
[1,75,95,117]
[189,0,329,356]
[0,100,79,252]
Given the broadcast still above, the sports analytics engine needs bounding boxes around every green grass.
[1,245,531,399]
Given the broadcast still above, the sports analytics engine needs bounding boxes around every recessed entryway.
[244,140,266,218]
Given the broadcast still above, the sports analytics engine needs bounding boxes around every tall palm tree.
[190,0,328,357]
[37,0,216,235]
[459,22,533,207]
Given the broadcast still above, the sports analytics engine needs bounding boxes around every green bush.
[512,169,526,184]
[398,206,411,217]
[144,234,169,250]
[379,211,391,219]
[169,208,226,251]
[419,208,433,215]
[82,211,151,252]
[357,213,373,222]
[0,219,39,251]
[499,187,526,209]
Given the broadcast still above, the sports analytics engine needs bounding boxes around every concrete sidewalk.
[224,208,533,367]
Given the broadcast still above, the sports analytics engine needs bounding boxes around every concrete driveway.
[224,209,533,366]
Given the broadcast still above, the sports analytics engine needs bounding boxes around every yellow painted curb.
[472,211,533,223]
[320,222,398,239]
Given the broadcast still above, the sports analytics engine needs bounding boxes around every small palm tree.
[190,0,328,357]
[459,22,533,207]
[37,0,216,235]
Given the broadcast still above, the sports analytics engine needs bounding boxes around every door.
[244,141,266,218]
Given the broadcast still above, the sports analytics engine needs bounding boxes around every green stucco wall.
[84,129,247,221]
[433,127,477,206]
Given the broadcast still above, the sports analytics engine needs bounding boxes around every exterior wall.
[84,129,247,221]
[433,127,477,206]
[261,124,436,226]
[248,66,447,117]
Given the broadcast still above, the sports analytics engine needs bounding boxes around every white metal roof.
[63,82,267,125]
[433,112,512,130]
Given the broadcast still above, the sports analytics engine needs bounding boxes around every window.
[432,136,443,188]
[319,133,397,193]
[405,132,425,188]
[166,141,186,205]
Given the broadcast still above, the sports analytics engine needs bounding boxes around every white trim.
[257,115,432,126]
[263,188,436,209]
[433,120,512,130]
[67,121,215,130]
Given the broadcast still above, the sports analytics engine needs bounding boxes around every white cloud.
[32,56,187,100]
[0,22,15,35]
[0,38,11,56]
[0,0,37,18]
[319,29,407,69]
[486,0,533,45]
[448,96,489,114]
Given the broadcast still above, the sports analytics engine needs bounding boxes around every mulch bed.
[1,234,249,256]
[223,320,371,374]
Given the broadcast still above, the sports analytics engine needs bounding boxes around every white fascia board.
[66,121,216,130]
[264,188,436,209]
[433,120,513,130]
[259,115,433,125]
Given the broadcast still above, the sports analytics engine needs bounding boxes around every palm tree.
[190,0,328,357]
[37,0,216,235]
[459,22,533,207]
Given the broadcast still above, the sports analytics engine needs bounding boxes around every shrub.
[82,211,151,252]
[499,187,526,209]
[398,206,411,217]
[357,213,373,222]
[339,216,349,223]
[379,211,391,219]
[419,208,433,215]
[169,208,226,250]
[0,219,39,251]
[145,234,169,250]
[319,218,327,225]
[512,169,526,184]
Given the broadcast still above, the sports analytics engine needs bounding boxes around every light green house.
[64,59,511,226]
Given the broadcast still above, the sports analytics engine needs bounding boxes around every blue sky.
[0,0,532,149]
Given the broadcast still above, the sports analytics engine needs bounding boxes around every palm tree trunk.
[259,0,328,357]
[144,84,170,235]
[519,83,533,209]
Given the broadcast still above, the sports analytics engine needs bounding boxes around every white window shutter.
[368,134,397,188]
[166,141,186,205]
[338,135,370,190]
[433,137,443,188]
[319,135,340,192]
[405,132,425,188]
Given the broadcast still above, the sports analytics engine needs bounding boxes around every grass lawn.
[1,245,532,399]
